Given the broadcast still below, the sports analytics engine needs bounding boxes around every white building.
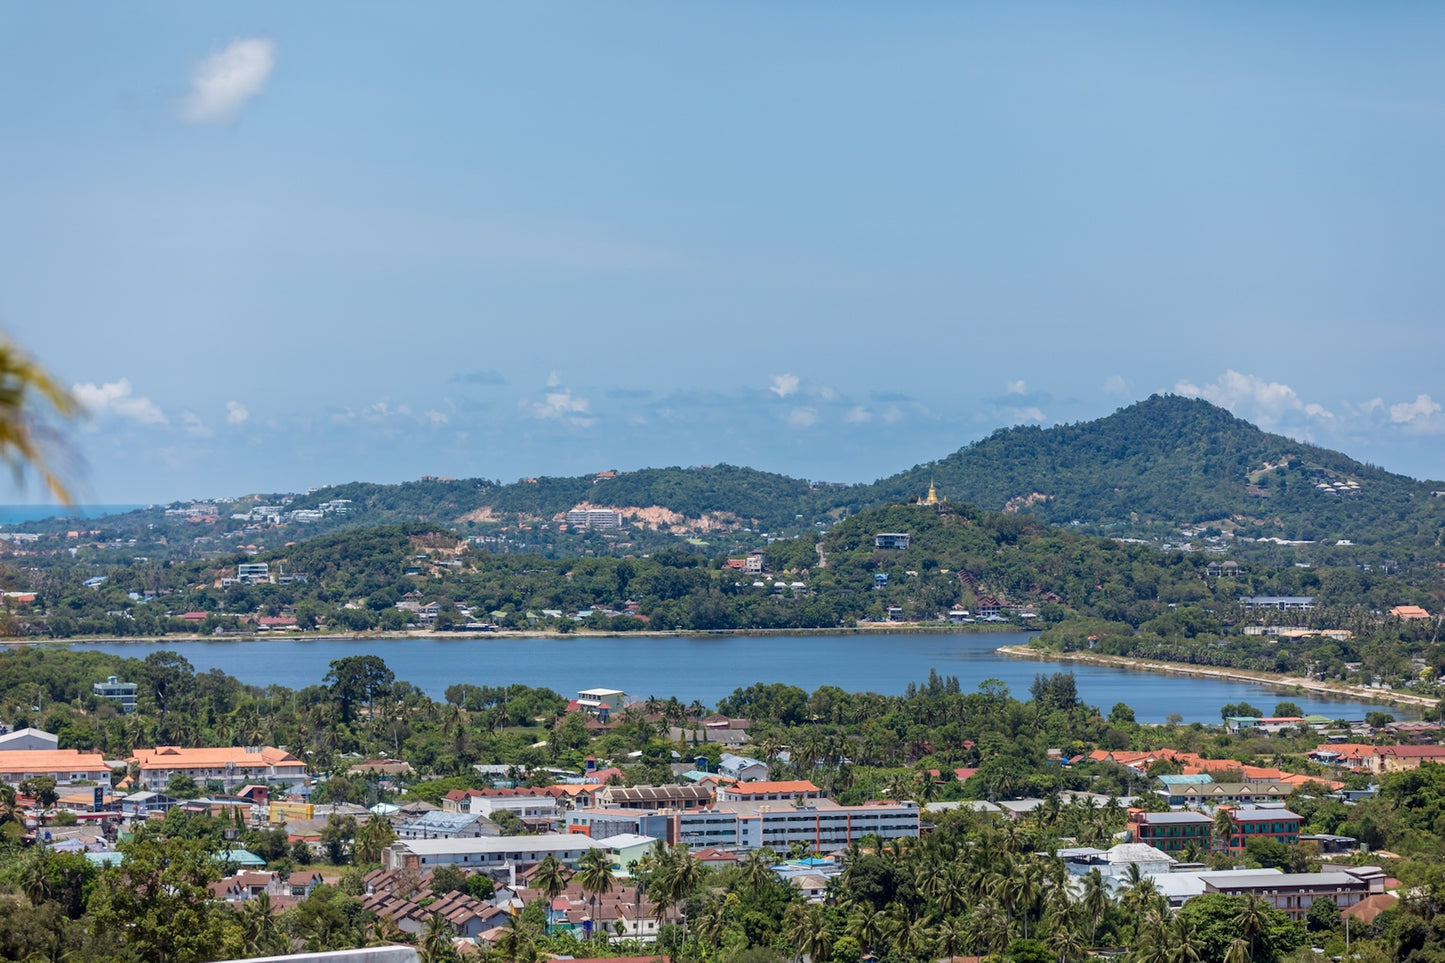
[566,509,623,530]
[383,832,610,873]
[0,728,60,752]
[577,688,629,713]
[92,676,138,713]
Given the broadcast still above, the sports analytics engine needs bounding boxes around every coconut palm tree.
[845,901,886,959]
[0,337,79,503]
[1171,914,1202,963]
[787,903,833,963]
[887,904,934,961]
[419,913,456,963]
[1223,937,1252,963]
[1048,922,1087,963]
[493,912,537,963]
[1079,868,1110,946]
[1214,808,1237,856]
[741,848,774,894]
[532,854,568,905]
[575,848,615,940]
[1234,895,1268,961]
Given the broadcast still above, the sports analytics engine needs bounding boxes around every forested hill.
[286,396,1445,544]
[845,395,1445,545]
[304,464,821,532]
[15,396,1444,551]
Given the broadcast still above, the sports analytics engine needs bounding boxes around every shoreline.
[996,644,1440,711]
[2,622,1025,647]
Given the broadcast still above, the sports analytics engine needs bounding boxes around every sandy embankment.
[996,644,1439,710]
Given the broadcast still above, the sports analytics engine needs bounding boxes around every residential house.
[717,753,768,782]
[398,810,500,839]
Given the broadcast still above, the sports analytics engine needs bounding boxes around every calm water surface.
[69,632,1403,723]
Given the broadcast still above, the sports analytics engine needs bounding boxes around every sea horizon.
[0,504,149,526]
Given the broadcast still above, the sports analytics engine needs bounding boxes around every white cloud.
[1006,379,1027,395]
[1174,370,1333,428]
[817,385,840,402]
[1008,406,1046,423]
[182,411,213,437]
[530,390,593,426]
[844,406,872,424]
[422,409,449,425]
[226,401,249,425]
[1389,393,1444,432]
[73,379,167,425]
[1103,375,1128,396]
[785,407,817,429]
[769,373,800,398]
[545,371,562,388]
[881,405,904,424]
[182,38,277,123]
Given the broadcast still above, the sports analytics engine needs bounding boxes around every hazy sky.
[3,3,1444,504]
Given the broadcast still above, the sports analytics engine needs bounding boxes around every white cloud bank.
[73,379,167,425]
[226,401,249,425]
[1174,370,1333,428]
[182,38,277,123]
[1389,393,1444,433]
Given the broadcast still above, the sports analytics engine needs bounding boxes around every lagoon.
[68,631,1401,723]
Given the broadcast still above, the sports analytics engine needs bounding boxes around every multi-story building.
[1219,807,1302,854]
[381,831,655,874]
[92,676,138,713]
[237,562,270,583]
[1127,809,1213,855]
[567,798,920,854]
[1200,866,1385,921]
[565,509,623,530]
[1240,596,1315,611]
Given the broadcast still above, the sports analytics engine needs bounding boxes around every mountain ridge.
[15,395,1445,549]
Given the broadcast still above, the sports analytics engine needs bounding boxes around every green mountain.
[15,396,1444,553]
[848,395,1445,546]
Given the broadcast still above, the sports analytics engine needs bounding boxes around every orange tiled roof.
[720,780,820,796]
[0,749,109,774]
[130,746,303,770]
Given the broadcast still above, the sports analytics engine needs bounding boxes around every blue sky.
[3,3,1444,503]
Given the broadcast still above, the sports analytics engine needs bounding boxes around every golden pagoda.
[918,477,944,506]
